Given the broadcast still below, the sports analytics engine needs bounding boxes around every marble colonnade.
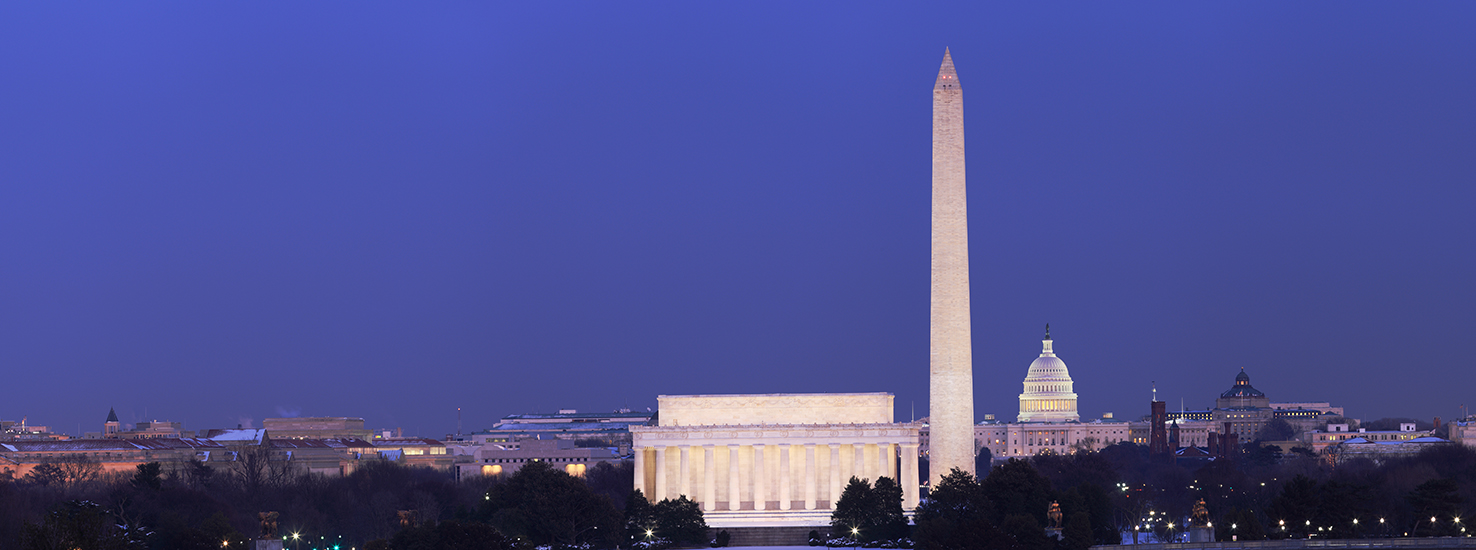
[633,424,920,513]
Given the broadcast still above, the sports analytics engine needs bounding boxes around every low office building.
[1271,402,1344,416]
[472,410,652,454]
[456,437,622,480]
[1449,418,1476,449]
[0,438,230,479]
[1,419,68,441]
[370,438,455,471]
[1323,435,1450,462]
[262,417,373,440]
[1305,423,1429,454]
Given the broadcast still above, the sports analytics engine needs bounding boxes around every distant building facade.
[262,417,373,440]
[1153,371,1339,443]
[1323,434,1450,462]
[1271,402,1344,416]
[455,437,622,480]
[472,410,652,455]
[0,430,451,481]
[1,419,68,441]
[1305,423,1429,454]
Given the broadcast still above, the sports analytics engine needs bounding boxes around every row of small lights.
[1127,478,1468,538]
[1130,515,1465,536]
[218,532,352,549]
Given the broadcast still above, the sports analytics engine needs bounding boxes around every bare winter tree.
[266,451,302,487]
[233,446,272,493]
[168,457,216,489]
[55,454,103,486]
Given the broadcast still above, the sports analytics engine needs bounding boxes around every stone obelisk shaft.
[929,48,974,486]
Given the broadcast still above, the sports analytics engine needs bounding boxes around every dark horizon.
[2,2,1473,438]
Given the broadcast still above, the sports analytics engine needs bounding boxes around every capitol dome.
[1018,325,1080,423]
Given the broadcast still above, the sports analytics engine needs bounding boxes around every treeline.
[916,441,1476,550]
[914,460,1117,550]
[0,457,637,550]
[4,441,1473,550]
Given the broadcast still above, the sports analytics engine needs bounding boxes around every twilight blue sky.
[2,3,1472,437]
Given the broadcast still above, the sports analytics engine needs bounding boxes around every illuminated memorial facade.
[631,393,921,528]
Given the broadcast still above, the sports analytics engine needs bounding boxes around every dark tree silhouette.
[914,468,1018,550]
[483,460,622,547]
[831,476,877,539]
[625,489,656,544]
[653,495,708,546]
[1254,418,1297,442]
[982,459,1053,526]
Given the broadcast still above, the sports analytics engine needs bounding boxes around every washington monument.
[929,48,974,486]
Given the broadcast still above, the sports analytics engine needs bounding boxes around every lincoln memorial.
[631,393,922,528]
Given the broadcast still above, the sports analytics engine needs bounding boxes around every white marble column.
[703,445,715,511]
[678,445,691,499]
[727,444,741,511]
[883,443,896,482]
[828,443,841,508]
[753,444,766,510]
[901,443,920,509]
[869,444,881,481]
[853,443,866,482]
[779,444,792,510]
[803,444,816,510]
[654,445,667,502]
[634,446,647,499]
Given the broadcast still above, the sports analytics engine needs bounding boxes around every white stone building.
[1017,326,1079,423]
[930,330,1133,461]
[631,393,921,529]
[1450,418,1476,449]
